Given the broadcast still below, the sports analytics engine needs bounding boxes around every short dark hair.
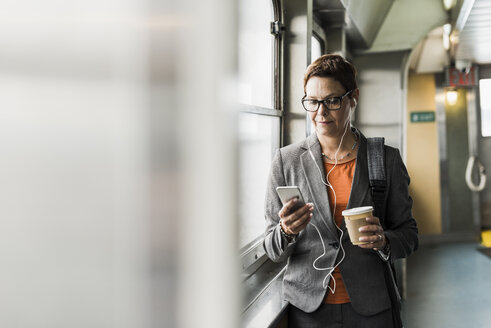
[303,54,358,95]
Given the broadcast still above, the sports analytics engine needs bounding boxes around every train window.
[311,34,322,62]
[238,0,274,108]
[239,113,280,248]
[479,79,491,137]
[238,0,280,254]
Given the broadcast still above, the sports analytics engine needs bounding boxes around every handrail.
[465,156,487,192]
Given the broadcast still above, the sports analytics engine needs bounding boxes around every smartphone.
[276,186,306,212]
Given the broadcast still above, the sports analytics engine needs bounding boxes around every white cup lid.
[342,206,373,216]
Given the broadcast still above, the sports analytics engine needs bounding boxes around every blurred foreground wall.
[0,0,239,327]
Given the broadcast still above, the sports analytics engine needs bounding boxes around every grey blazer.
[263,129,418,316]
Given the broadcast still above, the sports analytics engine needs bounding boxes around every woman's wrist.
[279,221,297,241]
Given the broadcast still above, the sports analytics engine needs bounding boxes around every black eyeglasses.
[301,90,353,112]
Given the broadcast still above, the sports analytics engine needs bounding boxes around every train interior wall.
[406,73,442,235]
[353,51,409,150]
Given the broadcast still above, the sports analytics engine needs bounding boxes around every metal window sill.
[241,258,289,328]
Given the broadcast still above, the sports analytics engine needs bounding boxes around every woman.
[263,54,418,327]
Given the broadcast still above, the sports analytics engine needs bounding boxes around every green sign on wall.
[411,111,435,123]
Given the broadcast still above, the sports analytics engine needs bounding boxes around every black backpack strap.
[367,137,403,328]
[367,137,387,224]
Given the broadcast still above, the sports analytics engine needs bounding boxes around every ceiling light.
[443,0,457,11]
[445,88,458,106]
[443,23,451,50]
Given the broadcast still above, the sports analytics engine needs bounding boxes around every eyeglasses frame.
[301,89,353,112]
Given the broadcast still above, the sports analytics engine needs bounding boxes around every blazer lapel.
[300,134,339,239]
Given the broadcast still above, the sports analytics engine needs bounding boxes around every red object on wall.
[445,66,479,87]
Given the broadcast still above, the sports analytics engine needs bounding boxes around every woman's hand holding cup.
[357,216,386,250]
[279,198,314,235]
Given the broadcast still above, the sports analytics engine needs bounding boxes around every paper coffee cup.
[342,206,374,245]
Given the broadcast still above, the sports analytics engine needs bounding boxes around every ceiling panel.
[455,0,491,64]
[314,0,393,49]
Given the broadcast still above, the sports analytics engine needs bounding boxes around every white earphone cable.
[308,116,352,292]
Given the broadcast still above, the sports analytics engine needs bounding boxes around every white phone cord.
[308,120,351,293]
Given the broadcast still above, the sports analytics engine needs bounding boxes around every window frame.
[312,17,327,56]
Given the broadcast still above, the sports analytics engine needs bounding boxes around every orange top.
[323,158,356,304]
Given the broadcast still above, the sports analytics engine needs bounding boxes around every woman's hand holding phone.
[279,198,314,235]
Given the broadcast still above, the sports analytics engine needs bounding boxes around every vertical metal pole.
[436,85,451,233]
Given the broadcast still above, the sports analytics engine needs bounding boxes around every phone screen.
[276,186,305,212]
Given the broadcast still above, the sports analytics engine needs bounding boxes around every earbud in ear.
[351,98,357,112]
